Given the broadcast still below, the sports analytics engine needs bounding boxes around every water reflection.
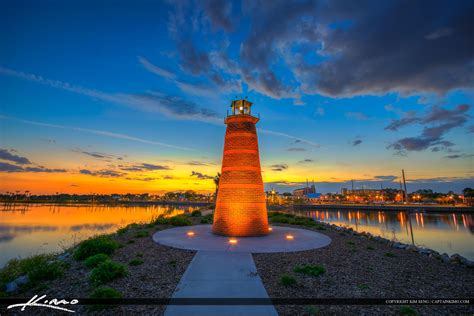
[296,209,474,260]
[0,204,197,267]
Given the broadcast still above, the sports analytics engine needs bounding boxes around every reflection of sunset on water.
[300,209,474,260]
[0,204,197,267]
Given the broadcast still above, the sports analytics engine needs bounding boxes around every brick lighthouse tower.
[212,99,269,237]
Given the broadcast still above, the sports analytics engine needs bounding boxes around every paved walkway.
[164,251,278,316]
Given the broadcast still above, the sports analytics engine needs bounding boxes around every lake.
[0,204,197,267]
[294,209,474,260]
[0,204,473,267]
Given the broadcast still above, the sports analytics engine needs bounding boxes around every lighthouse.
[212,99,269,237]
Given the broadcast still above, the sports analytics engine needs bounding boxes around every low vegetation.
[293,264,326,277]
[73,236,119,261]
[90,260,127,285]
[280,274,297,286]
[268,212,325,230]
[90,286,122,298]
[84,254,110,269]
[129,259,144,266]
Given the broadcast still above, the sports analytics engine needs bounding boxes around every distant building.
[293,183,316,197]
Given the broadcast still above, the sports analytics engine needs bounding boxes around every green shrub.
[154,216,171,225]
[385,252,397,258]
[73,236,119,261]
[89,286,122,310]
[270,215,291,223]
[366,246,375,250]
[0,254,64,290]
[116,227,129,235]
[84,254,110,269]
[170,215,192,226]
[168,260,177,268]
[127,240,135,244]
[90,286,122,298]
[307,306,319,316]
[399,306,418,316]
[347,241,355,245]
[280,274,297,286]
[191,210,202,217]
[293,264,326,277]
[134,230,149,238]
[357,284,369,290]
[129,259,144,266]
[90,261,127,285]
[200,214,213,224]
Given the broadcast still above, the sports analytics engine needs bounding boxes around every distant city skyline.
[1,0,473,194]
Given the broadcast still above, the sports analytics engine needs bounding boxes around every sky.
[0,0,473,194]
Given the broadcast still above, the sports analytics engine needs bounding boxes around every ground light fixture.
[186,231,195,237]
[228,238,238,244]
[268,227,273,232]
[286,234,294,240]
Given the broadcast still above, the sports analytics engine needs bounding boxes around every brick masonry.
[212,114,269,237]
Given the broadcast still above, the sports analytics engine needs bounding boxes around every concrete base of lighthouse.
[153,225,331,253]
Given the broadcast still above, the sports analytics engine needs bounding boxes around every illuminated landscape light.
[186,231,195,237]
[228,238,238,244]
[286,234,294,240]
[268,227,273,231]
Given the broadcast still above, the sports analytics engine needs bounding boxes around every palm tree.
[213,172,221,200]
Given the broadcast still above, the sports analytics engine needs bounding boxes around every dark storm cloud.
[352,139,363,146]
[387,104,470,153]
[203,0,234,31]
[79,169,124,178]
[296,0,474,97]
[0,162,66,173]
[0,148,31,164]
[190,171,213,179]
[186,0,474,99]
[270,164,289,171]
[120,163,170,171]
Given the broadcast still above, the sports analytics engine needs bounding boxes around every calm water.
[0,204,197,267]
[1,205,473,267]
[295,209,474,260]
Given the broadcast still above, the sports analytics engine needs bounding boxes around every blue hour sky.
[0,0,473,194]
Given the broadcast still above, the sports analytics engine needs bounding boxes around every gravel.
[253,223,474,315]
[14,223,196,315]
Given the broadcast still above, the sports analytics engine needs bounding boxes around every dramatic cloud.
[0,148,31,164]
[120,163,170,172]
[270,164,288,172]
[79,169,124,178]
[190,171,213,179]
[0,115,195,151]
[0,162,65,173]
[352,139,362,146]
[0,67,220,123]
[387,104,471,154]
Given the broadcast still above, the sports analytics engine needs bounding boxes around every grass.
[399,306,419,316]
[154,214,193,226]
[168,260,177,268]
[129,259,144,266]
[89,287,122,310]
[293,264,326,277]
[84,254,110,269]
[307,306,319,315]
[0,254,65,292]
[73,236,119,261]
[191,210,202,217]
[385,252,397,258]
[134,230,149,238]
[200,214,213,224]
[90,260,127,285]
[280,274,297,286]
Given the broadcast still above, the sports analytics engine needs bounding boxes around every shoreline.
[1,211,472,315]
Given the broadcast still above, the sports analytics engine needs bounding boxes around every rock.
[406,245,418,252]
[418,248,431,255]
[5,281,18,293]
[14,275,29,285]
[57,252,71,261]
[392,242,406,249]
[441,253,450,263]
[450,253,463,263]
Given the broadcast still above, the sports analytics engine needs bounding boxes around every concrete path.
[165,251,278,316]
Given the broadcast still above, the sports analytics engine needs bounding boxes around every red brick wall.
[212,115,269,237]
